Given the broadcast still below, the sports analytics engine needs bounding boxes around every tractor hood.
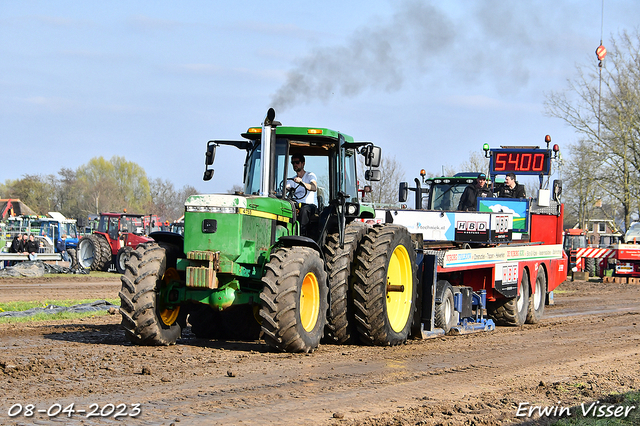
[185,194,293,219]
[183,194,294,263]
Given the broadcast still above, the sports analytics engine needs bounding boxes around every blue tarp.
[0,300,117,318]
[0,260,89,277]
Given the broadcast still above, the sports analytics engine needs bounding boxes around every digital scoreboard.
[489,149,552,175]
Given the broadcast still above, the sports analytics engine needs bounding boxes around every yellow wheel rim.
[386,244,413,333]
[159,267,180,326]
[300,272,320,332]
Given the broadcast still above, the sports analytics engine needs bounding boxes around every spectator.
[57,234,70,262]
[20,234,29,254]
[10,234,24,254]
[26,234,39,261]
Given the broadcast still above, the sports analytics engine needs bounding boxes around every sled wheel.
[259,246,328,353]
[119,242,182,345]
[115,246,132,274]
[526,267,546,324]
[323,221,367,344]
[434,281,456,333]
[488,268,530,326]
[353,224,417,346]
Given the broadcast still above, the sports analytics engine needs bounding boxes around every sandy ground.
[0,275,639,425]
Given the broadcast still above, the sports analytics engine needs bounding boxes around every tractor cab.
[204,108,381,246]
[400,173,488,211]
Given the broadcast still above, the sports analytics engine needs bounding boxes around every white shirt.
[286,171,317,204]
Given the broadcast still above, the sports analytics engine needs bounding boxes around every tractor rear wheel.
[352,224,418,346]
[526,267,546,324]
[488,268,530,326]
[323,221,367,344]
[119,242,183,345]
[77,235,108,271]
[259,246,328,353]
[115,246,132,274]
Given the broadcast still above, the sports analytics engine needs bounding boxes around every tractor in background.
[77,212,154,273]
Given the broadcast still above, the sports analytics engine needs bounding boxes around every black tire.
[352,224,418,346]
[115,246,132,274]
[434,281,456,334]
[586,258,595,277]
[488,268,530,326]
[77,235,107,271]
[259,246,328,353]
[97,235,112,271]
[67,248,79,269]
[323,221,367,344]
[119,242,182,345]
[526,267,546,324]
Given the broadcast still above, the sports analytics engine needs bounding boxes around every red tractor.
[77,213,154,273]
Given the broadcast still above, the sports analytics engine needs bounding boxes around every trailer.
[383,137,568,335]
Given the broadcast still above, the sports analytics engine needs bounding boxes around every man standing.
[498,172,527,199]
[457,173,490,211]
[286,153,317,237]
[57,234,70,262]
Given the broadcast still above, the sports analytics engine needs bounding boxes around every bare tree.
[359,154,404,206]
[546,30,640,230]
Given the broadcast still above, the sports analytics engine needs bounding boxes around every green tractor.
[119,109,418,352]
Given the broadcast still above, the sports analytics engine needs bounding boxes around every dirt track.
[0,276,639,425]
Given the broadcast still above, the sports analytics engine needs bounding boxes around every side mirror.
[205,141,216,166]
[399,182,408,203]
[552,179,562,201]
[365,169,381,181]
[203,141,217,181]
[364,145,381,168]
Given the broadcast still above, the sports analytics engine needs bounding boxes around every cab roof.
[241,126,354,144]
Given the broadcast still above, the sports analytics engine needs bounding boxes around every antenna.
[596,0,606,142]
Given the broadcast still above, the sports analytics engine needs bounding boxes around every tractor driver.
[286,153,317,237]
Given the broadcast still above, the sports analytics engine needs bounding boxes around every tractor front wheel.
[259,246,328,353]
[115,246,132,274]
[119,242,183,345]
[353,224,418,346]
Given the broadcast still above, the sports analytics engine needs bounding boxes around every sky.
[1,0,639,196]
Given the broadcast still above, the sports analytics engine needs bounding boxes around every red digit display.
[490,150,550,175]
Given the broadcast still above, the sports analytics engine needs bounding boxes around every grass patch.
[551,392,640,425]
[0,298,120,324]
